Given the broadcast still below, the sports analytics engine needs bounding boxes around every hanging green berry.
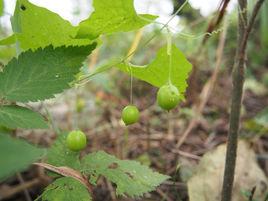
[121,105,140,125]
[157,84,180,111]
[66,130,87,151]
[76,98,86,113]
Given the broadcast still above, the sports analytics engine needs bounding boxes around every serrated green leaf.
[0,44,96,102]
[117,45,192,100]
[47,133,81,170]
[0,105,48,129]
[76,0,157,39]
[0,133,45,181]
[41,177,92,201]
[8,0,94,50]
[81,151,169,197]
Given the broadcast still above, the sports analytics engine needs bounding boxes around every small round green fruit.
[76,98,86,113]
[121,105,140,125]
[66,130,87,151]
[157,84,180,110]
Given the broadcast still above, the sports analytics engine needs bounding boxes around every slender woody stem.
[221,0,266,200]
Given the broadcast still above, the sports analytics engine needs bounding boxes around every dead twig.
[0,178,40,200]
[172,149,201,160]
[105,180,116,201]
[176,17,229,149]
[156,188,173,201]
[16,173,32,201]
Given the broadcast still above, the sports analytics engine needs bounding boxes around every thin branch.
[175,18,228,149]
[202,0,231,44]
[16,173,32,201]
[0,179,40,200]
[221,0,266,201]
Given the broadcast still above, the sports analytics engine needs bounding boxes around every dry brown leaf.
[188,140,268,201]
[34,163,92,193]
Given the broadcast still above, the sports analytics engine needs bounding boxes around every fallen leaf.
[188,140,268,201]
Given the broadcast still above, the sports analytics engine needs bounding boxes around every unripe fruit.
[76,98,86,113]
[66,130,87,151]
[157,84,180,110]
[121,105,140,125]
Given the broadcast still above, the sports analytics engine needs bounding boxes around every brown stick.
[0,179,40,200]
[176,18,228,149]
[221,1,265,200]
[16,173,32,201]
[202,0,231,44]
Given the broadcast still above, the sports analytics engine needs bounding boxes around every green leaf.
[81,151,169,197]
[0,44,96,102]
[0,105,48,129]
[41,177,92,201]
[117,45,192,100]
[76,0,157,39]
[0,0,4,17]
[0,46,16,64]
[9,0,94,50]
[0,133,45,181]
[47,133,81,170]
[0,35,16,46]
[261,2,268,47]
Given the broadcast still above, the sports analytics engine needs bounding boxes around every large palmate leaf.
[81,151,169,197]
[0,44,96,102]
[117,45,192,100]
[47,133,81,170]
[0,133,45,181]
[0,0,94,50]
[41,177,92,201]
[76,0,157,39]
[0,105,48,129]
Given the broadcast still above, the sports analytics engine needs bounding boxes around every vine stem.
[221,0,266,200]
[167,30,172,85]
[126,29,144,104]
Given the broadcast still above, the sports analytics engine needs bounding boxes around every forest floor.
[1,66,268,201]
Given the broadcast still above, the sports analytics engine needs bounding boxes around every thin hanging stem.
[167,30,173,85]
[130,68,133,104]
